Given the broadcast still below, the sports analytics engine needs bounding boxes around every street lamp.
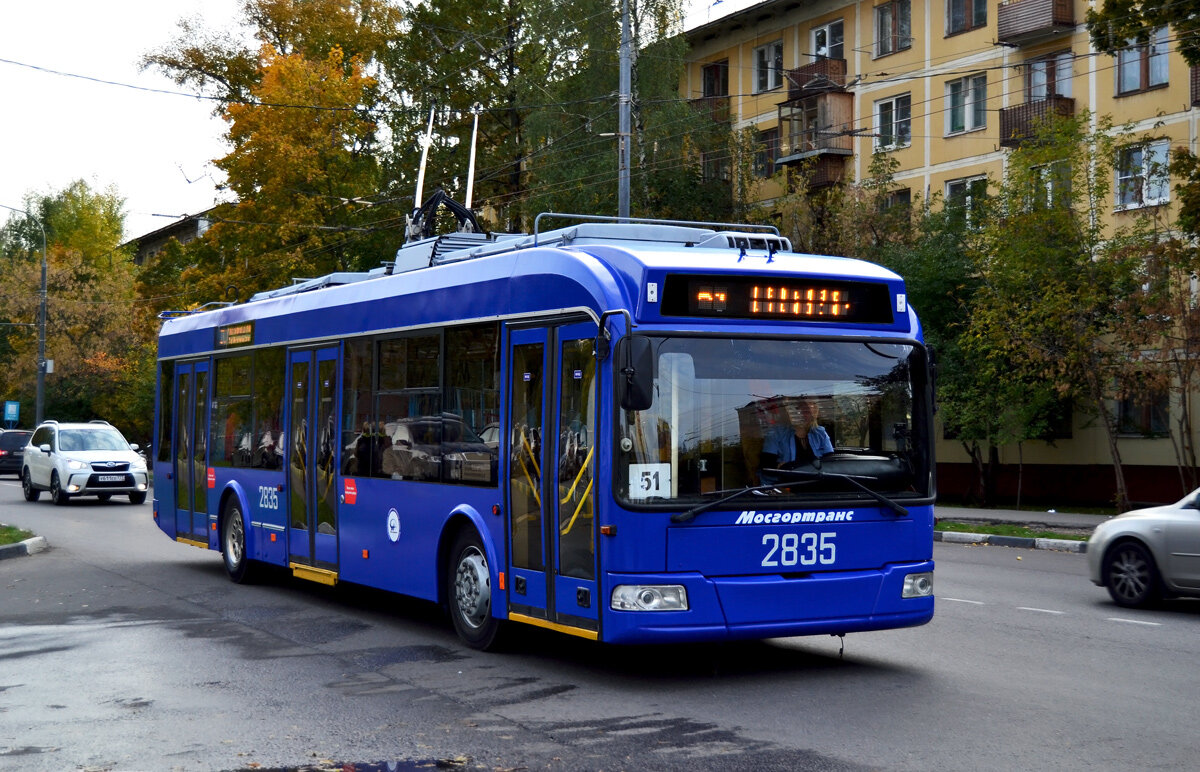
[0,202,48,425]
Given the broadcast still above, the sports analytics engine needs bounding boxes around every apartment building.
[683,0,1200,506]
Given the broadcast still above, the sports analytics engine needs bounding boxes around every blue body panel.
[152,224,934,645]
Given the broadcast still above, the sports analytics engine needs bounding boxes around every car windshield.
[59,429,129,452]
[615,336,932,506]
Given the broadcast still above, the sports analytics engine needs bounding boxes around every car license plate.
[98,474,125,482]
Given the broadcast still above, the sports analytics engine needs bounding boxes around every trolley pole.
[618,0,632,221]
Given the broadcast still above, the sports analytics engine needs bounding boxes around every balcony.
[998,96,1075,147]
[785,58,847,101]
[997,0,1074,46]
[776,91,853,188]
[689,95,731,124]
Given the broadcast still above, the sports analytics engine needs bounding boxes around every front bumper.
[63,470,150,496]
[601,560,935,644]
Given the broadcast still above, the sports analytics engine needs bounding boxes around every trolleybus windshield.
[616,336,931,506]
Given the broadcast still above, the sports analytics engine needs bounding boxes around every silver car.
[1088,489,1200,607]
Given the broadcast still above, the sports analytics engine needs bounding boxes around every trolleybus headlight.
[611,584,688,611]
[902,572,934,598]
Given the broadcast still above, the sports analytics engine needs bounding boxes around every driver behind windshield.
[760,399,833,478]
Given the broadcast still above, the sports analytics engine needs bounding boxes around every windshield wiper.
[671,480,817,523]
[763,466,909,517]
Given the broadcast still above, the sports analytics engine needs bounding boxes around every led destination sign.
[215,321,255,348]
[661,274,894,324]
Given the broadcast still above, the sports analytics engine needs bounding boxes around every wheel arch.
[217,481,253,553]
[437,505,504,616]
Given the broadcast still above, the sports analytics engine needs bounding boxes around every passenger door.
[505,321,599,637]
[286,347,341,576]
[173,360,209,543]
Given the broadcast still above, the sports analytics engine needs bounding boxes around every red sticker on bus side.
[207,468,215,489]
[344,479,357,505]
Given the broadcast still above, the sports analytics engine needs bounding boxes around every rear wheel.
[221,499,257,584]
[447,529,504,650]
[50,472,70,506]
[1105,541,1161,608]
[21,468,40,502]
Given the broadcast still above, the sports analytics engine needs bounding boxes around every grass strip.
[0,524,34,546]
[936,520,1089,542]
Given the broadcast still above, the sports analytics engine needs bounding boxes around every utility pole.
[618,0,632,220]
[0,203,48,425]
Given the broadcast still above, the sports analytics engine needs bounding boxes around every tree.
[0,182,145,435]
[1086,1,1200,69]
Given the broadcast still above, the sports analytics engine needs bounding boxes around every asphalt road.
[2,480,1198,771]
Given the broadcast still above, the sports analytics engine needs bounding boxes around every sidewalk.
[933,504,1114,554]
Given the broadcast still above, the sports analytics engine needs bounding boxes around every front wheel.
[22,469,40,502]
[221,499,258,584]
[128,491,147,505]
[50,472,70,506]
[1105,541,1161,608]
[447,529,504,650]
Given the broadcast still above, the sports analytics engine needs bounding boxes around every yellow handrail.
[559,445,595,504]
[560,477,594,536]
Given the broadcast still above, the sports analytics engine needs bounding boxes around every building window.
[1118,386,1169,437]
[946,175,988,226]
[1117,26,1169,95]
[754,41,784,93]
[946,74,987,134]
[1031,160,1071,209]
[947,0,986,35]
[702,60,728,98]
[755,129,780,178]
[875,0,911,57]
[813,20,844,61]
[875,94,912,149]
[1027,52,1073,99]
[703,151,731,182]
[880,188,912,212]
[1116,140,1170,209]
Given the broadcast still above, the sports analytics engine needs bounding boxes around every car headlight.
[130,456,147,471]
[65,459,88,471]
[611,584,688,611]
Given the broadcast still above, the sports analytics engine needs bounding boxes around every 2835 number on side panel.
[762,532,836,567]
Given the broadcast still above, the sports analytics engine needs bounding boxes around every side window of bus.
[444,323,500,486]
[211,354,253,468]
[341,339,375,477]
[252,347,286,470]
[376,334,440,481]
[157,360,174,463]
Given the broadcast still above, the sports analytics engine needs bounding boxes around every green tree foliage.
[0,182,145,436]
[1086,0,1200,67]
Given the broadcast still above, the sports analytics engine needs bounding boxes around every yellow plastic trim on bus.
[290,563,339,586]
[508,612,599,640]
[175,536,208,549]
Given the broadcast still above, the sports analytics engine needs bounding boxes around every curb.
[0,536,49,561]
[935,531,1087,553]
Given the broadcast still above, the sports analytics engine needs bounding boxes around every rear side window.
[0,432,31,450]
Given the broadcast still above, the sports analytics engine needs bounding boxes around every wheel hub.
[454,549,490,629]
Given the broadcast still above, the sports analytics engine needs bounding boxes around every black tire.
[50,471,70,506]
[221,499,258,584]
[1105,540,1161,608]
[21,468,40,502]
[128,491,147,505]
[97,493,112,502]
[447,529,504,650]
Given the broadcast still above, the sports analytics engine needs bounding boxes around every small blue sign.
[3,401,18,425]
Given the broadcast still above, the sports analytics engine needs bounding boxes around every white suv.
[22,420,149,505]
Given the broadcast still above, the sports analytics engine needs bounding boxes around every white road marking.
[941,597,985,605]
[1017,607,1065,615]
[1107,617,1162,627]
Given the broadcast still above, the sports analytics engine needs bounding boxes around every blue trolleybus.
[152,214,936,649]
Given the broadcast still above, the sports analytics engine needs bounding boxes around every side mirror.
[129,443,140,451]
[617,335,654,411]
[39,443,51,454]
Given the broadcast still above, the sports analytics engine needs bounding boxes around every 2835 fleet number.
[761,532,836,567]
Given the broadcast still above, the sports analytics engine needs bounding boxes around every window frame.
[947,0,987,35]
[875,93,912,150]
[812,20,845,61]
[945,73,987,135]
[1116,26,1169,96]
[1026,51,1073,100]
[1115,139,1170,210]
[945,175,989,227]
[875,0,911,57]
[753,40,784,93]
[754,128,780,178]
[701,59,729,98]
